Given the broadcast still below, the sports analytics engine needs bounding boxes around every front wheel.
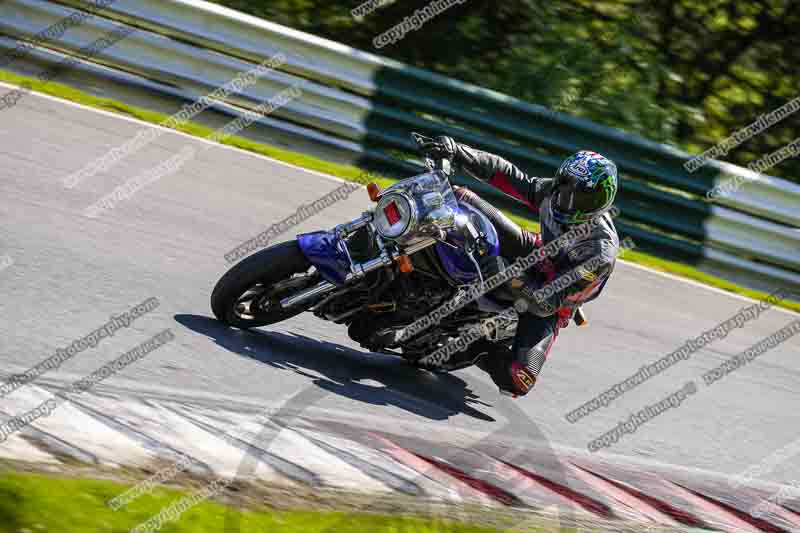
[211,241,317,329]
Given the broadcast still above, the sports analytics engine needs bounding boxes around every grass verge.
[0,471,572,533]
[1,70,797,314]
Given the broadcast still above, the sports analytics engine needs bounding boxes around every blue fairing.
[297,202,500,286]
[297,231,350,285]
[434,202,500,284]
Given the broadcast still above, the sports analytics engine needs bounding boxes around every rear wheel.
[211,241,318,329]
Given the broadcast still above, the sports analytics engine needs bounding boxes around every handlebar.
[412,132,453,175]
[411,131,430,146]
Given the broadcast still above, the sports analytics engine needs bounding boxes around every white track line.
[618,261,799,317]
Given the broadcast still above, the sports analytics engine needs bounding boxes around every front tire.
[211,241,315,329]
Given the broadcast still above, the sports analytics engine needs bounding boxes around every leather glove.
[418,135,458,161]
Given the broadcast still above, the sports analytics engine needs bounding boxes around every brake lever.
[411,132,450,173]
[411,131,432,145]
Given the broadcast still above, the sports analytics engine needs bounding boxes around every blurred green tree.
[211,0,800,184]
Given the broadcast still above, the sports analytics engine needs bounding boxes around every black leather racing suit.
[449,143,620,395]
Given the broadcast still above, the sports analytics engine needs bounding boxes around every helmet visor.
[554,183,609,215]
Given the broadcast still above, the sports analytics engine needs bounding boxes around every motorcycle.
[212,133,581,371]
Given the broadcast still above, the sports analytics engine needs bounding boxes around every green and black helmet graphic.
[552,151,618,224]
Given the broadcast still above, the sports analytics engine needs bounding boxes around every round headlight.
[375,193,414,239]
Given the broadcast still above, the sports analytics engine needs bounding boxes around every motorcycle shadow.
[175,314,496,422]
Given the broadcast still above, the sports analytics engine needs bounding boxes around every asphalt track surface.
[1,85,799,494]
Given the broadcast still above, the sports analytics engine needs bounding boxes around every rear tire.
[211,241,314,329]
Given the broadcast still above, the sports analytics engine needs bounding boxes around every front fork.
[280,212,435,309]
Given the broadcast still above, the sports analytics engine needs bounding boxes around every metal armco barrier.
[1,0,798,292]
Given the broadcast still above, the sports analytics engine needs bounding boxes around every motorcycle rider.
[418,136,620,397]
